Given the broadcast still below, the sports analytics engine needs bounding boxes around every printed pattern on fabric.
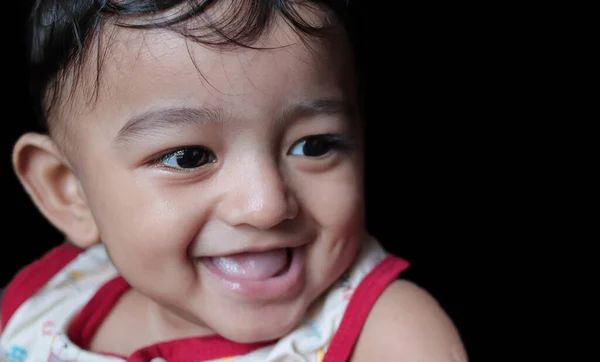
[0,244,122,362]
[0,236,395,362]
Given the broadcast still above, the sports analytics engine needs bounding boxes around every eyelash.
[287,134,354,157]
[150,146,216,170]
[150,134,354,170]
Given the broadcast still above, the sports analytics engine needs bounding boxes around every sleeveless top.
[1,236,409,362]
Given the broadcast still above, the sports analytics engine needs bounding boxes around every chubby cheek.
[295,164,365,292]
[87,176,211,295]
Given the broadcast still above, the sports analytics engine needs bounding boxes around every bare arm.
[352,280,468,362]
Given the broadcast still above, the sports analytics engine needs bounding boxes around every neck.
[145,292,215,343]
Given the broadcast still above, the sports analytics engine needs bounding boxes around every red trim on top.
[1,244,83,329]
[322,255,410,362]
[127,336,274,362]
[68,276,130,349]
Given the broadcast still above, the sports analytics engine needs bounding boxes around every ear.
[12,133,100,248]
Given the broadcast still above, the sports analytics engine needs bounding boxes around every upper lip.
[195,240,307,258]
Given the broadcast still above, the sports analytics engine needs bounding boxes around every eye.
[288,134,352,157]
[157,146,216,169]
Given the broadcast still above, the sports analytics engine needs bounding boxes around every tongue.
[211,249,288,280]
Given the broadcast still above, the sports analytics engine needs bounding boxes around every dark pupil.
[303,137,330,157]
[176,148,206,168]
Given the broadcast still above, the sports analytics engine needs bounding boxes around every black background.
[0,1,510,359]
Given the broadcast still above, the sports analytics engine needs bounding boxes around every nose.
[217,158,299,229]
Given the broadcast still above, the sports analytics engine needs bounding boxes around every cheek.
[91,182,216,298]
[296,165,364,231]
[86,176,211,271]
[295,164,365,290]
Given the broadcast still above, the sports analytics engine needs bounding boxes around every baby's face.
[63,19,363,342]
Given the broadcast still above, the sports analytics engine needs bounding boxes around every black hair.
[27,0,358,133]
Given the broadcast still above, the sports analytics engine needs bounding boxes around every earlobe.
[12,133,100,248]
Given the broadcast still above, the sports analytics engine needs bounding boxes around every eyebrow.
[113,98,352,145]
[113,107,222,145]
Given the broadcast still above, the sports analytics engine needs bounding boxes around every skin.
[9,9,467,361]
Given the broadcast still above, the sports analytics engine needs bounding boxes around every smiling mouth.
[199,246,305,300]
[204,247,293,281]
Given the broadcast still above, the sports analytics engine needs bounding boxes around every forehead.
[58,15,353,140]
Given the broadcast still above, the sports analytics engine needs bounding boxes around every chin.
[216,306,306,343]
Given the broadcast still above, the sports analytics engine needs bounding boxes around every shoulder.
[351,279,468,362]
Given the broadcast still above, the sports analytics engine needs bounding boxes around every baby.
[0,0,467,361]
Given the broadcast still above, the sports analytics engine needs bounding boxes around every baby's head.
[15,0,365,343]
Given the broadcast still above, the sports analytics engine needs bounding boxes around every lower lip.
[199,246,306,301]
